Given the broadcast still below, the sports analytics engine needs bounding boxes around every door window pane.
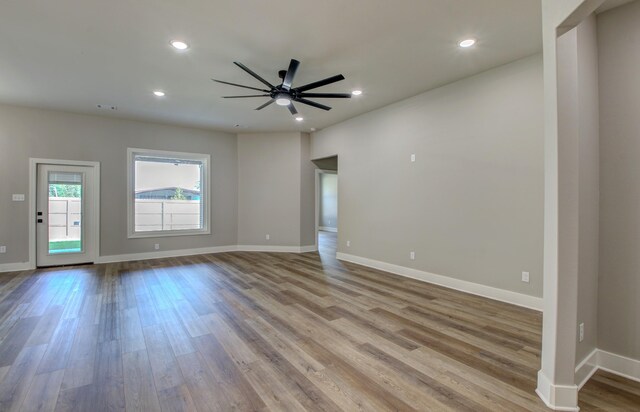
[48,172,82,254]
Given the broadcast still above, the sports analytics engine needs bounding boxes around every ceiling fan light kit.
[275,94,292,106]
[213,59,352,116]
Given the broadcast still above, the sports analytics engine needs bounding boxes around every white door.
[36,164,96,266]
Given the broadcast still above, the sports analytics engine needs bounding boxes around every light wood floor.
[0,232,638,411]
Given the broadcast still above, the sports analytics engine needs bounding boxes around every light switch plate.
[12,194,25,201]
[0,246,6,254]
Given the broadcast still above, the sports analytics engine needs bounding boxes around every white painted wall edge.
[597,350,640,384]
[0,262,33,273]
[95,245,239,264]
[319,226,338,233]
[535,370,579,411]
[573,349,640,398]
[575,349,599,389]
[95,244,318,263]
[0,244,320,271]
[101,245,319,263]
[336,252,543,311]
[237,245,317,253]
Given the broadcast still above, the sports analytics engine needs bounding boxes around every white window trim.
[127,148,211,239]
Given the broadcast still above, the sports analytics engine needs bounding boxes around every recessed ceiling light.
[459,39,476,48]
[170,40,189,50]
[295,117,304,122]
[310,128,316,132]
[153,90,165,97]
[352,90,363,96]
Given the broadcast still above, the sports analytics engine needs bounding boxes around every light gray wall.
[597,0,640,360]
[575,14,600,366]
[311,54,544,297]
[319,173,338,230]
[0,104,237,264]
[299,133,316,246]
[237,132,315,247]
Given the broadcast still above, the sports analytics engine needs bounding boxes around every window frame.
[127,148,211,239]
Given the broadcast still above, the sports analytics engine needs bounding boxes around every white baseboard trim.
[571,349,640,401]
[536,370,579,411]
[95,245,239,264]
[298,245,319,253]
[575,349,599,389]
[0,262,33,273]
[597,350,640,384]
[319,226,338,233]
[237,245,317,253]
[4,244,319,270]
[336,252,543,311]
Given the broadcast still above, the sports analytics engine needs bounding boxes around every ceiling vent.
[96,104,117,110]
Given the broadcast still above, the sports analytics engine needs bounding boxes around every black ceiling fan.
[212,59,351,116]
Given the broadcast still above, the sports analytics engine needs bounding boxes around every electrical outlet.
[521,271,530,283]
[346,240,351,247]
[0,246,6,254]
[266,234,270,241]
[154,243,160,250]
[12,194,25,201]
[411,154,416,162]
[579,323,585,342]
[410,251,415,260]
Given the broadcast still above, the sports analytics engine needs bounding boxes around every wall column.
[537,0,604,410]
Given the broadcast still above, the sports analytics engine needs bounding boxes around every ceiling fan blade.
[298,93,352,98]
[255,99,275,110]
[296,98,331,111]
[282,59,300,91]
[288,103,298,115]
[212,79,270,93]
[223,95,270,98]
[294,74,345,92]
[234,62,275,89]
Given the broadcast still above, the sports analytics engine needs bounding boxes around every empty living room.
[1,0,639,411]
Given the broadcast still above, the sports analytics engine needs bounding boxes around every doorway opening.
[29,159,100,268]
[313,155,338,258]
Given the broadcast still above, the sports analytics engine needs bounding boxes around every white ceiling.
[0,0,543,133]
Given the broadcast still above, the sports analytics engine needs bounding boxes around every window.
[128,148,210,238]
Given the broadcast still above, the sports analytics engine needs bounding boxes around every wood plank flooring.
[0,231,637,411]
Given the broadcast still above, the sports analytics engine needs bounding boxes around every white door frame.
[29,158,100,268]
[315,168,337,247]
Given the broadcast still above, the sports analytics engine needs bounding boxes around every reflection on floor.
[318,230,337,258]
